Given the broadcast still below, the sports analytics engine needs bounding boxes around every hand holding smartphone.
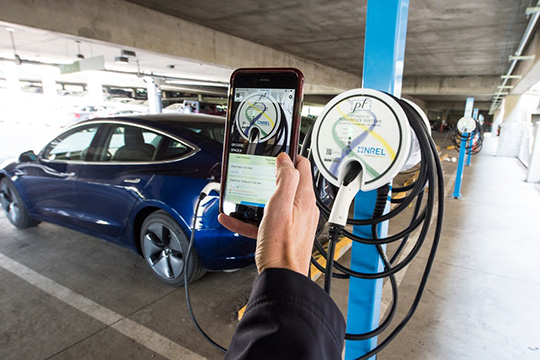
[219,68,304,225]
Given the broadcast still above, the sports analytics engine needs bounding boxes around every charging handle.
[200,182,221,200]
[328,161,363,227]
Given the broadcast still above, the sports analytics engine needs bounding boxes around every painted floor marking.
[0,252,206,360]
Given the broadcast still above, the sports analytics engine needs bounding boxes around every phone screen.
[222,86,297,222]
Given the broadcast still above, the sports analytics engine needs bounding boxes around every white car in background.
[48,105,118,128]
[162,103,185,113]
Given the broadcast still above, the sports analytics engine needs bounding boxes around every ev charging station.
[452,97,484,199]
[185,1,444,358]
[348,1,409,358]
[307,0,443,358]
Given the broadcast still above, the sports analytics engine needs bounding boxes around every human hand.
[218,153,319,276]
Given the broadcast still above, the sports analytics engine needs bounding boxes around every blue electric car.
[0,113,256,286]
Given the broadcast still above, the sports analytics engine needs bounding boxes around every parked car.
[162,103,185,113]
[0,113,255,286]
[48,105,118,127]
[183,100,226,116]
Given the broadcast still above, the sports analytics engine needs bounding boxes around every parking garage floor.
[1,134,539,360]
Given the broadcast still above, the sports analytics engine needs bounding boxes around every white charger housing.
[311,88,412,192]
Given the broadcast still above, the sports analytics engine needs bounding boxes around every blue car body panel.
[0,115,256,271]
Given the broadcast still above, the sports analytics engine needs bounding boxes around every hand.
[218,153,319,276]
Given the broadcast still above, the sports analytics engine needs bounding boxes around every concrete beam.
[511,27,540,94]
[403,76,500,97]
[425,101,491,111]
[0,0,361,94]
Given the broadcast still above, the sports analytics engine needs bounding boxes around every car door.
[17,124,101,225]
[76,123,194,240]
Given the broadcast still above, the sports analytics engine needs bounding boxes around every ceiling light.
[526,7,540,15]
[121,49,137,57]
[509,55,535,61]
[497,85,513,89]
[501,75,522,79]
[115,56,129,64]
[75,40,84,59]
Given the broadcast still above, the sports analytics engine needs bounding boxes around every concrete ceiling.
[0,0,536,114]
[127,0,530,78]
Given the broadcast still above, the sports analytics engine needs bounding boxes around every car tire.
[140,210,206,286]
[0,178,40,229]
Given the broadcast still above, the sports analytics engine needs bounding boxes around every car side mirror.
[19,150,38,163]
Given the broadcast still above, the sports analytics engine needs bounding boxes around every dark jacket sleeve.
[224,268,346,360]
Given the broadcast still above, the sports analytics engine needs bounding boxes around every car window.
[103,125,161,162]
[154,137,192,161]
[184,123,225,144]
[42,126,99,161]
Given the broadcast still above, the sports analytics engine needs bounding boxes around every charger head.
[311,88,411,191]
[457,116,476,133]
[401,98,431,171]
[235,91,281,142]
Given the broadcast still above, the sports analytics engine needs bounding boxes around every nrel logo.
[351,98,372,112]
[356,146,387,156]
[257,120,271,126]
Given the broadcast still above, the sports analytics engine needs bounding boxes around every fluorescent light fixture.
[121,49,137,57]
[509,55,535,61]
[501,75,522,79]
[526,7,540,15]
[495,92,509,96]
[497,85,513,89]
[115,56,129,64]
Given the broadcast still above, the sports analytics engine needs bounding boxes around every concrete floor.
[1,134,539,359]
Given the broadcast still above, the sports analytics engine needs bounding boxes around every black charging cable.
[451,119,483,155]
[302,94,445,359]
[184,191,227,354]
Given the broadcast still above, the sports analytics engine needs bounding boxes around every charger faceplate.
[311,88,411,191]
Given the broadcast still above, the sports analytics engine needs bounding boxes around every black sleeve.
[224,268,346,360]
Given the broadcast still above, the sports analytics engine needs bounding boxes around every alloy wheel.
[0,183,20,224]
[142,222,185,280]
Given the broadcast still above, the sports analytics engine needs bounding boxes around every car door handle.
[123,178,141,184]
[14,170,25,176]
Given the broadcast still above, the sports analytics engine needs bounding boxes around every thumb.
[266,153,299,214]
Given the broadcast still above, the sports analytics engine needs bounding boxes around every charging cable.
[302,92,445,360]
[184,182,227,354]
[451,117,483,155]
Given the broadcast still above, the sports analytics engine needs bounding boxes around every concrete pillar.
[41,67,58,99]
[144,76,162,114]
[491,104,504,137]
[4,61,21,95]
[497,93,538,157]
[2,61,21,123]
[86,71,104,104]
[527,122,540,182]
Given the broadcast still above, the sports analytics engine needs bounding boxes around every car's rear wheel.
[140,210,206,286]
[0,178,39,229]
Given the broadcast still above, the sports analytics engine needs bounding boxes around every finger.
[294,155,316,203]
[268,153,299,213]
[218,213,259,239]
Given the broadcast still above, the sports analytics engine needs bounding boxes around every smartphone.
[220,68,304,224]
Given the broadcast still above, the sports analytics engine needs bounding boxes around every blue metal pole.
[453,132,469,199]
[345,1,409,359]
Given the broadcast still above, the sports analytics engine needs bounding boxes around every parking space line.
[0,252,206,360]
